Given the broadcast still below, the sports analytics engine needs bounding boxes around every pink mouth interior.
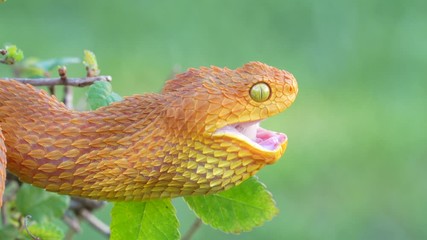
[255,128,287,151]
[215,121,287,151]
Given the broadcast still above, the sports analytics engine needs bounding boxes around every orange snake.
[0,62,297,206]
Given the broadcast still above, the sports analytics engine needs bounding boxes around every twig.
[48,86,55,95]
[2,76,112,87]
[24,215,40,240]
[63,214,81,233]
[0,50,7,65]
[63,214,81,240]
[79,209,110,237]
[58,66,73,108]
[69,197,106,211]
[68,198,108,238]
[58,66,67,81]
[1,203,7,225]
[64,85,73,108]
[2,177,20,225]
[182,218,202,240]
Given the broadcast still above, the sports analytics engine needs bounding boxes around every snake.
[0,62,298,206]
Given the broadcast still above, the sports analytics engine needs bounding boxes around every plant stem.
[79,209,110,238]
[182,218,202,240]
[2,76,112,87]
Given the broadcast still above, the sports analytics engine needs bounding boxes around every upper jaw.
[212,120,288,155]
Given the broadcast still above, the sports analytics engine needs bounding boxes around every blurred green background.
[1,0,426,239]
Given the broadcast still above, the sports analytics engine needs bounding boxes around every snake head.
[163,62,298,164]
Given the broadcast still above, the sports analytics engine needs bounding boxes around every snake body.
[0,62,297,206]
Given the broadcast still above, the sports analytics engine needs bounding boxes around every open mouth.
[213,120,287,152]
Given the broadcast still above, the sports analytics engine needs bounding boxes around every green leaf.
[87,81,123,110]
[15,184,70,222]
[23,219,65,240]
[108,92,123,103]
[111,200,180,240]
[0,225,22,240]
[83,50,100,76]
[184,177,279,233]
[2,45,24,64]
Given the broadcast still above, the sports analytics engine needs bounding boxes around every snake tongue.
[214,120,287,152]
[255,127,287,151]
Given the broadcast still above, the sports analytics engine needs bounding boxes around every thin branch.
[63,214,81,233]
[2,178,20,226]
[1,203,7,226]
[48,86,55,95]
[63,214,81,240]
[79,209,110,237]
[69,197,106,211]
[24,215,40,240]
[182,218,202,240]
[64,86,73,108]
[58,66,67,81]
[58,66,74,108]
[1,76,112,87]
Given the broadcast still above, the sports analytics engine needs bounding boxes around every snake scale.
[0,62,298,206]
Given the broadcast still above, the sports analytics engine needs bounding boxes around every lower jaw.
[266,139,288,164]
[214,134,288,164]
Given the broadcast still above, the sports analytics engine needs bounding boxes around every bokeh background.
[1,0,426,239]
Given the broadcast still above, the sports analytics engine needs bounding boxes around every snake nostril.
[284,84,295,94]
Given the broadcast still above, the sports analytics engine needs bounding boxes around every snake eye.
[249,82,271,102]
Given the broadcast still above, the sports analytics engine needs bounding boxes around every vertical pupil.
[260,87,264,99]
[250,82,270,102]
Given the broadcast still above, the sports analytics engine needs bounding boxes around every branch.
[63,214,81,233]
[79,209,110,237]
[57,66,73,108]
[1,76,112,87]
[63,214,81,240]
[1,204,7,226]
[182,218,202,240]
[24,215,40,240]
[69,197,109,238]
